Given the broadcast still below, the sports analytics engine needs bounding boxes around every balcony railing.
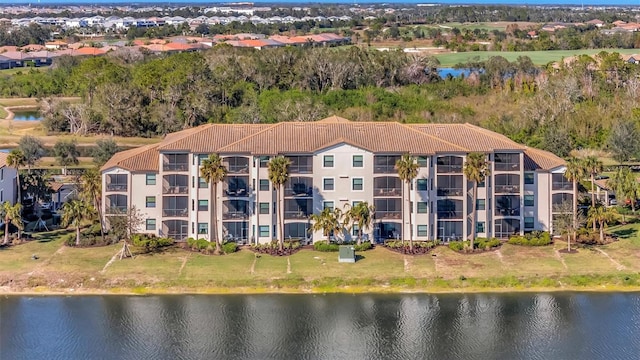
[163,186,188,194]
[223,211,250,220]
[437,165,463,173]
[495,163,520,172]
[495,208,521,217]
[225,188,249,197]
[163,208,188,217]
[166,233,187,241]
[374,188,401,197]
[289,165,313,174]
[552,182,573,191]
[374,165,396,174]
[437,188,464,197]
[437,211,463,219]
[106,206,127,214]
[227,165,249,174]
[285,187,313,197]
[284,211,311,220]
[376,210,402,219]
[494,185,520,194]
[163,163,189,171]
[106,184,127,192]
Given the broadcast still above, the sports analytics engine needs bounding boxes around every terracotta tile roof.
[217,122,465,155]
[0,152,8,168]
[100,144,160,172]
[594,178,611,191]
[158,124,272,153]
[409,123,525,152]
[523,147,566,171]
[48,181,64,192]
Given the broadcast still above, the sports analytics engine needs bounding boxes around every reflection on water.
[12,110,42,121]
[1,293,640,360]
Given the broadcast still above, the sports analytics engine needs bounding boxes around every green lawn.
[435,48,640,67]
[3,226,640,294]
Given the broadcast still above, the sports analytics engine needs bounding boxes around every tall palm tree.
[200,154,227,254]
[61,199,94,246]
[268,156,291,252]
[6,149,26,204]
[608,167,638,214]
[395,154,419,251]
[564,157,585,247]
[583,156,603,231]
[81,168,105,241]
[310,207,344,242]
[463,152,490,250]
[343,201,375,245]
[1,201,22,245]
[588,204,618,243]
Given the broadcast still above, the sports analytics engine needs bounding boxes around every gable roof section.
[0,152,8,168]
[100,143,160,172]
[409,123,525,152]
[523,147,566,171]
[158,124,271,153]
[218,122,465,155]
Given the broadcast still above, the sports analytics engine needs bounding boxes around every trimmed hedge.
[131,234,173,251]
[508,231,552,246]
[314,241,340,252]
[354,242,373,251]
[448,238,501,252]
[386,240,436,250]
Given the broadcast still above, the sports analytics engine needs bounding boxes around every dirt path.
[287,257,292,274]
[495,250,506,265]
[594,248,626,271]
[28,245,65,276]
[404,257,410,272]
[250,255,257,274]
[554,249,568,270]
[178,254,190,276]
[100,251,120,274]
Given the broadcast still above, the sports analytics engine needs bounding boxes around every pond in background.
[2,293,640,360]
[12,109,42,121]
[438,67,477,78]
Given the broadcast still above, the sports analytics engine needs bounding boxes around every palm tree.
[268,156,291,252]
[81,168,105,241]
[564,157,585,247]
[588,204,618,243]
[395,154,419,252]
[608,167,638,214]
[61,199,94,246]
[343,201,375,245]
[6,149,26,204]
[583,156,603,231]
[200,154,227,254]
[463,152,490,250]
[1,201,23,245]
[310,207,344,242]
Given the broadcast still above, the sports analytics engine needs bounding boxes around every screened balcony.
[285,222,310,240]
[224,156,249,174]
[287,156,313,174]
[437,156,463,174]
[552,173,573,191]
[162,196,188,217]
[374,155,401,174]
[163,153,189,172]
[106,174,128,192]
[223,200,250,220]
[105,194,127,214]
[373,176,402,197]
[495,195,520,217]
[495,219,520,239]
[285,176,313,197]
[284,199,313,219]
[162,220,188,241]
[437,199,463,219]
[163,174,188,194]
[552,193,573,208]
[494,153,520,172]
[437,220,463,242]
[437,175,464,197]
[494,174,520,194]
[224,176,249,197]
[223,221,249,241]
[374,198,402,219]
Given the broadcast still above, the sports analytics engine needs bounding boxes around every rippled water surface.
[2,293,640,360]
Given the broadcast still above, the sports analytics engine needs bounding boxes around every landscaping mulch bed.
[249,247,302,256]
[558,249,579,254]
[450,246,502,255]
[383,245,433,255]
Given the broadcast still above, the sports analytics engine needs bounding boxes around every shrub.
[132,233,173,252]
[354,242,372,251]
[475,237,500,249]
[222,242,237,254]
[508,232,551,246]
[448,241,465,252]
[313,241,339,252]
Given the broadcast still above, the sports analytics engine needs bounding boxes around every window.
[352,155,363,168]
[146,219,156,231]
[476,222,485,233]
[259,156,269,168]
[524,195,534,207]
[524,217,535,229]
[198,223,208,234]
[0,190,3,202]
[146,173,155,185]
[259,225,269,237]
[417,225,428,237]
[524,172,535,185]
[259,179,269,191]
[417,156,428,167]
[352,178,363,191]
[323,155,334,168]
[478,180,485,188]
[146,196,156,208]
[323,178,334,191]
[417,178,428,191]
[198,200,208,211]
[476,199,485,211]
[352,224,359,237]
[198,177,207,188]
[323,201,334,211]
[417,202,428,213]
[259,202,269,214]
[197,154,208,165]
[352,201,362,207]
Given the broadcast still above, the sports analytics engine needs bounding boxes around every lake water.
[1,293,639,359]
[12,110,42,121]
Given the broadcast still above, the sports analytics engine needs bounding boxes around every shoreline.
[3,285,640,296]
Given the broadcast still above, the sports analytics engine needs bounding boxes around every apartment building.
[100,116,572,244]
[0,152,18,205]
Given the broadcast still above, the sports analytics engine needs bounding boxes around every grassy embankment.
[2,224,640,295]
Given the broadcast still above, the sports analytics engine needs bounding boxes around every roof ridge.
[400,123,468,152]
[217,123,281,153]
[463,123,525,149]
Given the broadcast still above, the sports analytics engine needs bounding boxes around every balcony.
[437,188,464,197]
[375,210,402,219]
[106,184,127,192]
[285,177,313,197]
[106,206,127,214]
[437,210,464,219]
[374,187,401,197]
[163,208,188,217]
[223,211,249,220]
[374,165,397,174]
[285,211,311,220]
[163,163,189,172]
[224,157,250,174]
[288,156,313,174]
[494,185,520,194]
[552,182,572,191]
[163,186,188,194]
[374,156,400,174]
[225,188,249,197]
[437,156,463,174]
